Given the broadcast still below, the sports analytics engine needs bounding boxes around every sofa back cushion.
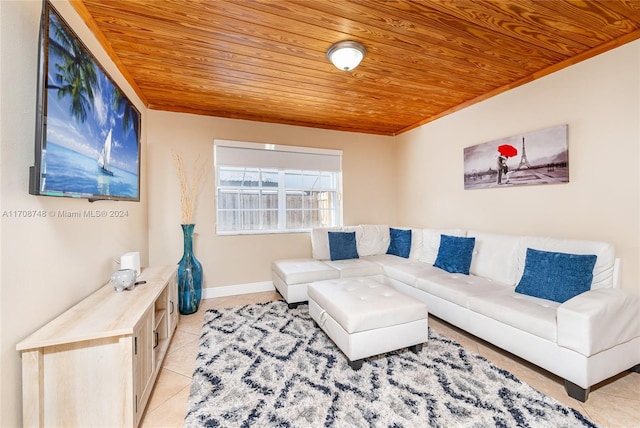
[468,230,521,286]
[419,229,467,264]
[408,228,423,260]
[311,225,390,260]
[357,224,390,256]
[516,237,616,289]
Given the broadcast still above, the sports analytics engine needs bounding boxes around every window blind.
[214,140,342,172]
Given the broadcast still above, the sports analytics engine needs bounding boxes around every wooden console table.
[16,265,179,427]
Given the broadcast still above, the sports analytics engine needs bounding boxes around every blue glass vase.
[177,224,202,315]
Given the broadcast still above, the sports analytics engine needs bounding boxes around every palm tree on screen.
[112,87,138,137]
[47,13,98,124]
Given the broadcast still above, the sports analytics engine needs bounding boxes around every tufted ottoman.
[308,277,429,370]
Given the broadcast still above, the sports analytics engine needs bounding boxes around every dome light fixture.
[326,41,367,71]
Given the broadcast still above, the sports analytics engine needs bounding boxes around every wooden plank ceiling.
[72,0,640,136]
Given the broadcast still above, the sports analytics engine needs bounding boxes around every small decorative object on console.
[121,251,141,277]
[110,268,137,292]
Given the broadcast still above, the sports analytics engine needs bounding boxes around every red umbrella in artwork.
[498,144,518,157]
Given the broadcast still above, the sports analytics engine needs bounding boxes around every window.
[215,140,342,234]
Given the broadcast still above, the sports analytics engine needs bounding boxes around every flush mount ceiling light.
[326,41,367,71]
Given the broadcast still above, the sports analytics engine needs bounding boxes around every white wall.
[395,41,640,292]
[0,1,148,425]
[146,111,396,288]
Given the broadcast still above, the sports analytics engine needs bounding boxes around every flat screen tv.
[29,1,141,202]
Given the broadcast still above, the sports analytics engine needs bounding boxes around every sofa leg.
[348,359,363,371]
[564,380,590,402]
[629,364,640,373]
[409,343,423,354]
[287,301,306,309]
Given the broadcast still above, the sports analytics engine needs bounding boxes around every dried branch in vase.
[172,151,206,225]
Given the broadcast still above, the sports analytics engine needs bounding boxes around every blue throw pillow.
[433,234,475,274]
[328,231,359,261]
[515,248,597,303]
[387,228,412,258]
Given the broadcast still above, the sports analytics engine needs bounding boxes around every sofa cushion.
[324,258,384,278]
[419,228,466,264]
[434,235,476,275]
[361,254,411,266]
[415,272,507,308]
[467,290,560,342]
[387,227,412,258]
[516,236,615,289]
[328,231,359,261]
[515,248,597,303]
[272,259,339,285]
[357,224,391,256]
[384,261,440,286]
[467,231,521,286]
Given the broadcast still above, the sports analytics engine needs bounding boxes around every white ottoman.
[308,277,429,370]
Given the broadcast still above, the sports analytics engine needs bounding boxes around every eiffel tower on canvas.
[517,137,532,169]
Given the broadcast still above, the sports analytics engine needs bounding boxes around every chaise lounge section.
[271,224,640,402]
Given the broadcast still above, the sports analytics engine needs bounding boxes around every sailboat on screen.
[98,129,114,176]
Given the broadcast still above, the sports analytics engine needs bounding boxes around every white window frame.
[214,140,343,235]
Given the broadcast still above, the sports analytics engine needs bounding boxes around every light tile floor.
[141,291,640,427]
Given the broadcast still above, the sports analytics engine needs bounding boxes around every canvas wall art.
[463,124,568,190]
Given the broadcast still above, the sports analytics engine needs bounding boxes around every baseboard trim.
[202,281,276,299]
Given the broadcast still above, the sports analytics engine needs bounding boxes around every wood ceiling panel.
[136,69,440,119]
[72,0,640,136]
[295,0,562,73]
[90,3,516,87]
[141,86,407,135]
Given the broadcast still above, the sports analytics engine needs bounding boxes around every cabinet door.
[133,307,154,424]
[168,272,179,334]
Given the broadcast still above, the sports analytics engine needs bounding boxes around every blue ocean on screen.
[43,142,138,198]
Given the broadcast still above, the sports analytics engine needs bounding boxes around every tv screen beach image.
[40,8,140,200]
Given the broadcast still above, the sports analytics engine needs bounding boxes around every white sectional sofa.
[271,225,640,402]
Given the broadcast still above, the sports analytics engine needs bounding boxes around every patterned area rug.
[185,300,598,427]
